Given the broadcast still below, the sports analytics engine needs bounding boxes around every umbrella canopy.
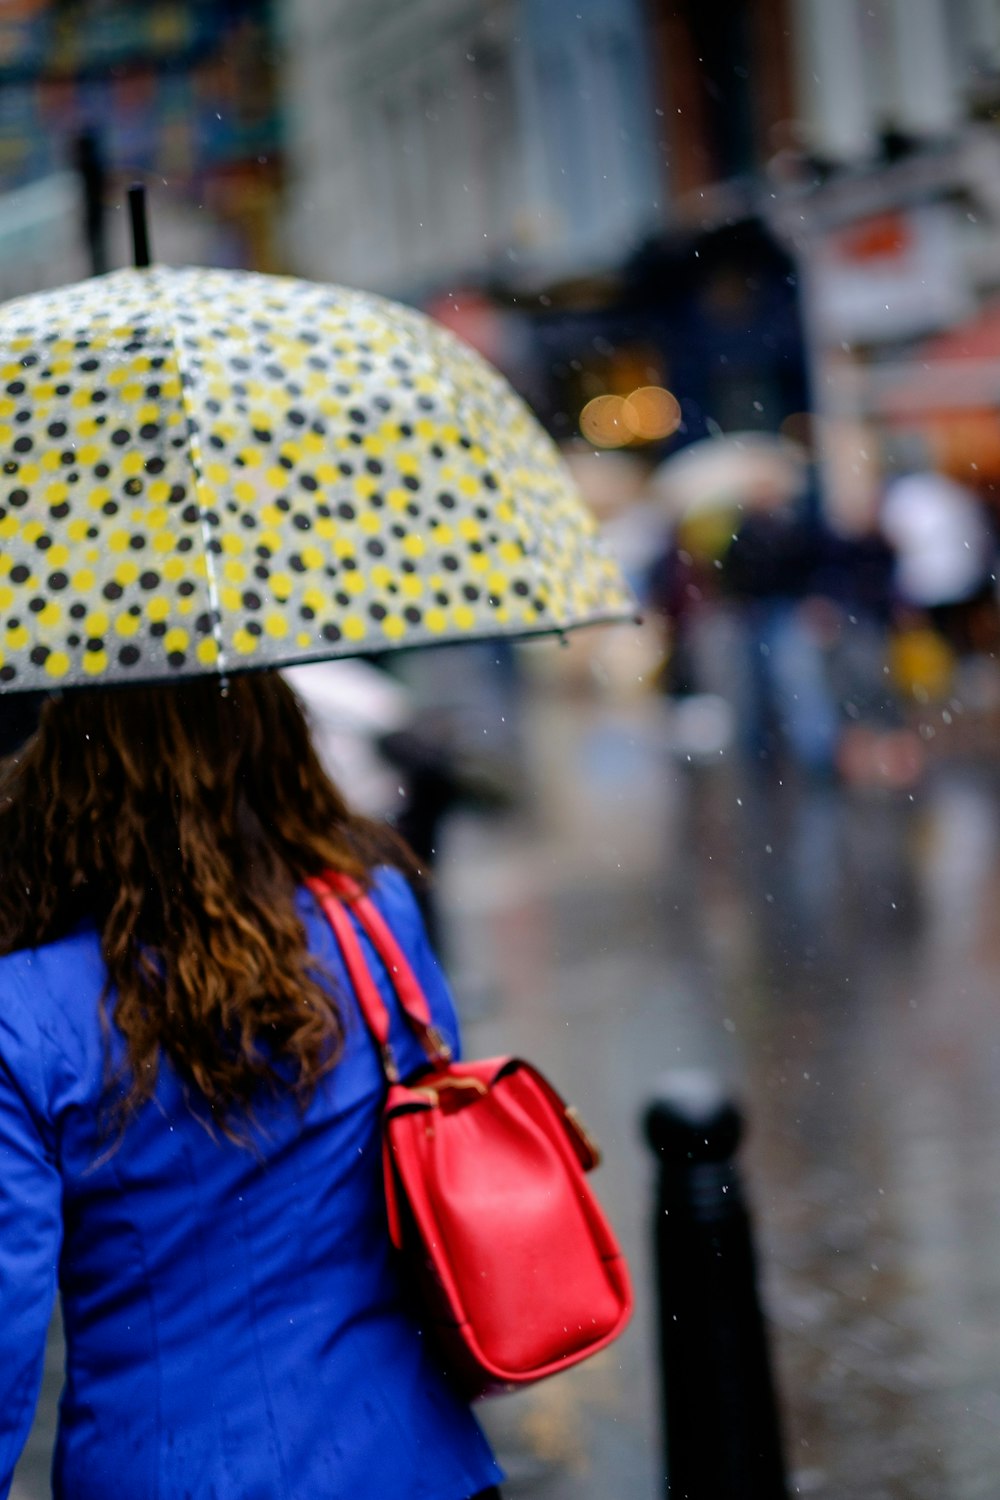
[651,432,808,518]
[0,266,632,693]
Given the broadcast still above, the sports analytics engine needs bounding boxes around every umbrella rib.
[163,271,229,682]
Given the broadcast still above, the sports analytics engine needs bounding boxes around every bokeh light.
[622,385,681,441]
[579,386,681,448]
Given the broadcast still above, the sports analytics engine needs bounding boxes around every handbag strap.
[305,871,452,1084]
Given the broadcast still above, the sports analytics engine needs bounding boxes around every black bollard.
[644,1071,788,1500]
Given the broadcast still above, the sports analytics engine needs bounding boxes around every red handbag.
[306,871,633,1398]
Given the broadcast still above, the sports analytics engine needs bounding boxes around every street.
[14,669,1000,1499]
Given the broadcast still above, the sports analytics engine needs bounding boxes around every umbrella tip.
[127,183,151,269]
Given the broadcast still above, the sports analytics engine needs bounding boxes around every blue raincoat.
[0,866,502,1499]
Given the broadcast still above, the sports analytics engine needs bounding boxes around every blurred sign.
[812,205,972,344]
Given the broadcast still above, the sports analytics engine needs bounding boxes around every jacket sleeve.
[0,982,62,1498]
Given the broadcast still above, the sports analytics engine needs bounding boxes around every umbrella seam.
[162,268,229,682]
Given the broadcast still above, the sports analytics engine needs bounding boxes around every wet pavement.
[14,672,1000,1498]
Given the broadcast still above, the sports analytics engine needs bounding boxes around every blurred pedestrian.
[720,484,840,777]
[0,674,503,1500]
[881,467,997,654]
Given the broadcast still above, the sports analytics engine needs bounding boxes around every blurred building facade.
[281,0,661,295]
[772,0,1000,523]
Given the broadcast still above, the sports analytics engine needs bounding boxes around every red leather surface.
[308,874,633,1397]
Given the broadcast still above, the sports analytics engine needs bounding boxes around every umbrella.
[0,258,632,693]
[651,432,808,518]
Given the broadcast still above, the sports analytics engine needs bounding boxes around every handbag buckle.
[412,1076,488,1111]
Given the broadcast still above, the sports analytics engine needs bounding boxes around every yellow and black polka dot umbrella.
[0,265,633,692]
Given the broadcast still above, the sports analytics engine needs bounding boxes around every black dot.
[28,596,44,613]
[145,456,165,475]
[10,564,29,583]
[9,489,28,508]
[182,505,199,524]
[140,571,159,590]
[102,500,118,516]
[242,591,262,610]
[404,607,422,624]
[150,621,167,638]
[85,636,103,652]
[443,555,460,572]
[369,603,387,621]
[124,478,143,496]
[66,633,80,648]
[292,513,312,531]
[300,605,315,620]
[462,585,480,601]
[246,621,262,637]
[438,492,455,509]
[111,429,130,446]
[348,407,367,425]
[168,651,186,668]
[69,603,86,620]
[50,502,70,519]
[337,502,356,520]
[48,572,68,590]
[322,623,341,642]
[102,582,123,601]
[29,646,49,665]
[178,580,195,597]
[119,645,140,666]
[13,436,32,454]
[94,463,110,479]
[47,421,67,438]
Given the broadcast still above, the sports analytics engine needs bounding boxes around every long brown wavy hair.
[0,672,409,1134]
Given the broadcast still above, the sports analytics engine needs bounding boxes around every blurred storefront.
[768,0,1000,525]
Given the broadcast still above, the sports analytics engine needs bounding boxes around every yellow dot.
[381,616,406,640]
[108,530,129,553]
[71,568,95,591]
[18,463,39,485]
[222,559,247,584]
[233,479,255,505]
[334,538,355,559]
[453,605,476,631]
[232,628,259,655]
[38,603,61,628]
[342,616,366,642]
[6,625,29,649]
[0,516,16,540]
[402,535,425,559]
[115,613,140,638]
[46,544,70,568]
[41,451,61,473]
[147,598,170,623]
[302,586,327,612]
[22,521,44,543]
[264,613,289,639]
[206,461,228,487]
[82,650,108,676]
[359,512,381,536]
[164,627,189,653]
[162,556,185,579]
[344,572,365,597]
[85,610,109,636]
[148,479,170,504]
[400,575,423,599]
[45,480,69,505]
[196,637,219,666]
[115,561,140,586]
[261,504,284,527]
[425,609,447,634]
[44,651,70,679]
[0,585,11,609]
[270,573,293,601]
[300,546,324,571]
[121,453,144,477]
[296,631,311,648]
[458,517,481,541]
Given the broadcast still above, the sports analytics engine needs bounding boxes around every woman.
[0,673,503,1500]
